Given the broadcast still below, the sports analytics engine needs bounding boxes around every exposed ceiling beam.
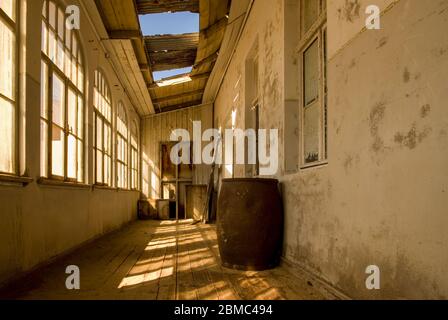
[201,17,228,39]
[109,29,141,39]
[153,89,204,104]
[193,51,219,70]
[136,0,199,14]
[150,49,197,71]
[157,100,204,113]
[144,33,199,52]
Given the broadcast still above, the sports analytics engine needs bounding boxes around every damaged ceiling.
[94,0,231,115]
[136,0,200,14]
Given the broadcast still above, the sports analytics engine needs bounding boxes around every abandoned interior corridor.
[0,220,334,300]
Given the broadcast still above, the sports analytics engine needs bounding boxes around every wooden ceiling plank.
[153,89,204,104]
[136,0,199,14]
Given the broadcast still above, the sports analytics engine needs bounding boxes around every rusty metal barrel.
[217,178,284,271]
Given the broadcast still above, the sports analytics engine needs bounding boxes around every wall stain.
[403,68,411,83]
[377,37,388,49]
[369,101,387,153]
[343,154,360,173]
[394,124,432,150]
[421,104,431,118]
[338,0,361,23]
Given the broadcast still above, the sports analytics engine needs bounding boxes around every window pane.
[41,21,48,54]
[0,97,14,173]
[118,137,123,162]
[41,61,48,119]
[71,56,77,83]
[68,88,77,134]
[104,123,111,154]
[65,27,71,50]
[304,101,320,164]
[0,20,15,100]
[0,0,15,21]
[77,140,83,182]
[67,134,76,179]
[57,8,64,39]
[77,66,83,92]
[64,48,71,75]
[49,1,56,28]
[77,96,83,138]
[48,29,56,62]
[40,120,48,177]
[96,150,103,183]
[56,39,64,70]
[51,124,64,176]
[96,116,103,151]
[72,36,77,57]
[42,0,47,18]
[104,155,111,186]
[52,73,65,126]
[303,0,318,33]
[303,39,319,106]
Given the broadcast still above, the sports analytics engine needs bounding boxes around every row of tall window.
[0,0,139,191]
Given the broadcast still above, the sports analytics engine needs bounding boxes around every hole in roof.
[153,67,192,82]
[139,12,199,36]
[140,12,199,82]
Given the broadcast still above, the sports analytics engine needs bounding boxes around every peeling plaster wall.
[214,0,448,299]
[0,0,140,286]
[215,0,286,177]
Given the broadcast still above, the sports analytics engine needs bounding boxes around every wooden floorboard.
[0,220,335,300]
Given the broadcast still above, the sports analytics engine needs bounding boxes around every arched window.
[93,70,112,186]
[0,0,18,174]
[40,0,84,182]
[130,121,139,190]
[117,102,128,189]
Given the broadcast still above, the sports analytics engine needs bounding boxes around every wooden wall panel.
[141,104,213,199]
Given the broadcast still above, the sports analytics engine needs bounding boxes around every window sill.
[37,178,91,190]
[0,174,33,187]
[117,188,136,192]
[300,161,329,170]
[93,184,117,191]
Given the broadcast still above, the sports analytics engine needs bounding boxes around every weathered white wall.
[0,0,140,286]
[141,104,213,199]
[214,0,448,299]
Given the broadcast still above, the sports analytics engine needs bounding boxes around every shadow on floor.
[0,220,333,300]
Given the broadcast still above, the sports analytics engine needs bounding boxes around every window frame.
[130,120,139,191]
[93,69,113,187]
[297,0,328,169]
[40,0,85,183]
[0,0,20,176]
[116,102,129,190]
